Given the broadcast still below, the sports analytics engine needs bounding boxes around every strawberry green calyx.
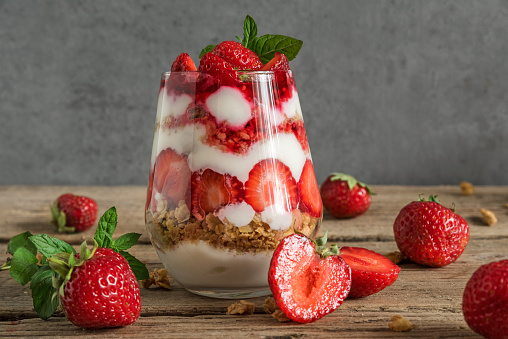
[418,194,441,204]
[329,173,373,194]
[48,240,98,297]
[313,231,341,259]
[50,201,75,233]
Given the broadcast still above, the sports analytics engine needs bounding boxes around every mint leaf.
[94,207,118,248]
[113,233,142,251]
[7,231,36,256]
[10,247,39,285]
[199,44,216,59]
[29,234,75,258]
[241,15,258,48]
[119,251,149,280]
[249,34,303,63]
[30,265,59,320]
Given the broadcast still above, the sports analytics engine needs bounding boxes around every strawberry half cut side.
[153,148,191,206]
[190,169,244,220]
[268,233,351,323]
[339,246,401,298]
[297,160,323,218]
[244,159,298,213]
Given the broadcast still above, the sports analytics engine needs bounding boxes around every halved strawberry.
[171,53,197,72]
[268,233,351,323]
[212,41,263,70]
[244,159,298,213]
[298,160,323,217]
[339,246,401,298]
[261,52,290,71]
[190,169,243,220]
[153,148,191,206]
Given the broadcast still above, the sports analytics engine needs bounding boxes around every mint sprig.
[199,15,303,64]
[2,206,149,321]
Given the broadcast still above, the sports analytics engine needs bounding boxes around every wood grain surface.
[1,185,507,338]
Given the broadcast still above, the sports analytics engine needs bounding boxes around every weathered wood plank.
[1,185,506,338]
[1,186,507,244]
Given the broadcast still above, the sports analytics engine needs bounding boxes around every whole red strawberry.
[51,193,98,233]
[393,195,469,267]
[339,246,401,298]
[320,173,372,218]
[268,233,351,323]
[212,40,263,70]
[462,259,508,339]
[50,245,141,329]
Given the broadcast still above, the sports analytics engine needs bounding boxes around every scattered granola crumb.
[388,315,413,332]
[141,268,171,289]
[263,297,278,314]
[460,181,475,195]
[480,208,497,226]
[505,203,508,209]
[227,300,255,315]
[384,251,407,265]
[272,310,291,322]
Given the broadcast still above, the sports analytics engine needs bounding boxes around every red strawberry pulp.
[269,234,351,323]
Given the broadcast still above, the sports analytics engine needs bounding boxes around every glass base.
[185,287,272,299]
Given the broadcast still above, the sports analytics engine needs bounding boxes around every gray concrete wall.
[1,0,507,186]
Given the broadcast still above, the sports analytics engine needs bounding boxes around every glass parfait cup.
[145,69,322,299]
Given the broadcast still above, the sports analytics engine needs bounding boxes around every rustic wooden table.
[1,185,507,338]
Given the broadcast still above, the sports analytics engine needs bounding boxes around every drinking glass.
[145,69,322,298]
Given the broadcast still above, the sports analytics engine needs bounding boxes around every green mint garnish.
[94,206,118,248]
[2,207,149,321]
[112,233,142,252]
[9,247,40,285]
[248,34,302,64]
[199,44,216,59]
[29,234,76,258]
[30,265,59,320]
[199,15,303,64]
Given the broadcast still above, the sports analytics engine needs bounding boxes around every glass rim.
[161,69,293,77]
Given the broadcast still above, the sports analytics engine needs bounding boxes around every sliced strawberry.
[171,53,197,72]
[212,41,263,70]
[153,148,191,206]
[268,233,351,323]
[244,159,298,213]
[145,169,155,212]
[339,246,401,298]
[261,52,290,71]
[190,169,243,220]
[298,160,323,217]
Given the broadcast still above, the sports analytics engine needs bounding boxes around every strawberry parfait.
[145,17,322,298]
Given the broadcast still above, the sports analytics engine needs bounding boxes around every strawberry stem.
[312,231,341,259]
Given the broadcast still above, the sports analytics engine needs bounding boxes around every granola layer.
[146,200,320,254]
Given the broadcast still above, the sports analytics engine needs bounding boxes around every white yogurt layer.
[159,93,193,121]
[206,86,252,129]
[281,90,303,119]
[188,131,306,182]
[217,201,256,227]
[260,204,293,230]
[156,241,272,289]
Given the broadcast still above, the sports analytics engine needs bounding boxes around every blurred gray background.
[1,0,507,186]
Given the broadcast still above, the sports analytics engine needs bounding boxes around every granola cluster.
[146,199,320,253]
